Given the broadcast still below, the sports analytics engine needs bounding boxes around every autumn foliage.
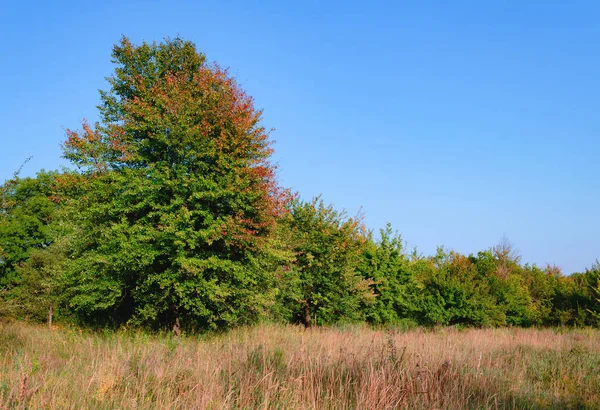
[58,37,290,330]
[1,37,600,333]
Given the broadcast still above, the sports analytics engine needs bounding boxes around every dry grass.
[0,322,599,409]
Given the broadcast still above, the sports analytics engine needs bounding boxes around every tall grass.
[1,321,598,409]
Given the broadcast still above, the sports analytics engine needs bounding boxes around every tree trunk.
[303,304,312,328]
[172,316,181,337]
[47,305,53,329]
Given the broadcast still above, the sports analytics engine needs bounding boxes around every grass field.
[0,322,599,409]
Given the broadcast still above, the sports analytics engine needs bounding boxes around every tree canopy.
[1,36,599,332]
[60,37,289,331]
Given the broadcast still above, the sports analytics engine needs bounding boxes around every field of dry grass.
[0,321,599,409]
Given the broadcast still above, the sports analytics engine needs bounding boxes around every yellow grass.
[0,322,598,409]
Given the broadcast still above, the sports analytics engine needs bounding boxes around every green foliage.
[415,249,504,327]
[517,264,555,325]
[277,197,374,327]
[0,171,57,286]
[471,251,536,326]
[0,171,60,319]
[60,37,287,331]
[1,36,599,332]
[583,263,600,325]
[11,232,70,324]
[359,223,420,325]
[549,272,591,326]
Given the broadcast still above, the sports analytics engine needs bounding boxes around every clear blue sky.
[1,1,599,274]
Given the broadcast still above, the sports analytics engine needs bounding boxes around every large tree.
[62,37,288,331]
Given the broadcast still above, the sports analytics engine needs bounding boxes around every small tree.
[360,223,420,325]
[12,233,69,327]
[0,171,59,319]
[584,263,600,325]
[416,249,504,326]
[279,197,374,327]
[0,171,57,286]
[492,236,520,280]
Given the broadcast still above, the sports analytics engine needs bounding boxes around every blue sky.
[1,1,599,273]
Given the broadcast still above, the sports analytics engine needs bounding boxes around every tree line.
[1,37,599,332]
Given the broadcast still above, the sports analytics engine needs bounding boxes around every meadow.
[1,322,598,409]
